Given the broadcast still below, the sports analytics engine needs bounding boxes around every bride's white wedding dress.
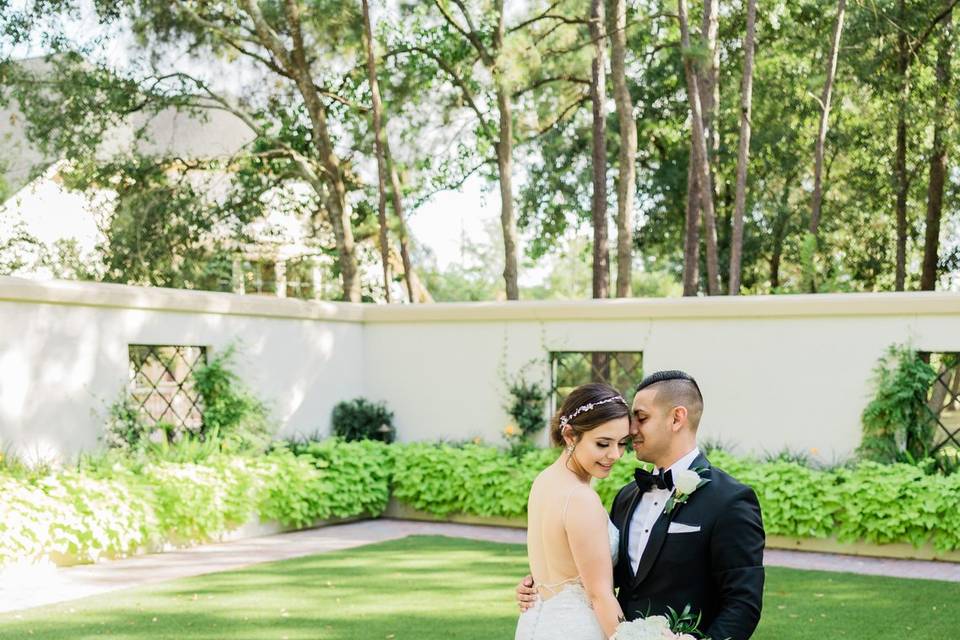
[514,520,620,640]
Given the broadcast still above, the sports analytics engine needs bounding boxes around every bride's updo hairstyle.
[549,382,630,447]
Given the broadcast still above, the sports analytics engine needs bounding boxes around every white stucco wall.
[0,278,363,461]
[362,295,960,461]
[1,276,958,462]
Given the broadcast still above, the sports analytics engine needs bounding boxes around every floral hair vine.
[559,395,628,429]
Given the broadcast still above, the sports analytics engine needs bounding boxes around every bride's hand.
[515,575,537,611]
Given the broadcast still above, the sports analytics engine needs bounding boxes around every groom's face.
[630,387,674,465]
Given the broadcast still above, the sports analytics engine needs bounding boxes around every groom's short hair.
[636,370,704,429]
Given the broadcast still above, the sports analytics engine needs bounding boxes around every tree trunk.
[894,0,910,291]
[769,185,792,290]
[729,0,757,295]
[920,4,953,291]
[921,4,953,291]
[809,0,846,293]
[678,0,718,295]
[611,0,636,298]
[496,85,520,301]
[257,0,360,301]
[590,0,609,299]
[387,243,433,303]
[384,140,416,302]
[682,153,701,296]
[431,0,516,299]
[699,0,721,294]
[927,361,952,423]
[361,0,391,303]
[493,3,519,301]
[701,0,720,169]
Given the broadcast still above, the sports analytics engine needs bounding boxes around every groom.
[517,370,765,640]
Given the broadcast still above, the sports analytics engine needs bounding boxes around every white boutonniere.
[664,467,710,515]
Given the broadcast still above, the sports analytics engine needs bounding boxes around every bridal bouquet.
[611,615,696,640]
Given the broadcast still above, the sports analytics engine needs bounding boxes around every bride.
[515,382,632,640]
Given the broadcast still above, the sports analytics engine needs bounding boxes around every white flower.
[674,469,701,495]
[645,616,670,631]
[148,429,166,445]
[612,616,676,640]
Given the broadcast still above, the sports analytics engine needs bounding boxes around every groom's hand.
[515,575,537,612]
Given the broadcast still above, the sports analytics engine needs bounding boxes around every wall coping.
[2,276,958,323]
[0,276,365,322]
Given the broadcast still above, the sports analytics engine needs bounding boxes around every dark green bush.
[331,398,395,443]
[505,379,547,438]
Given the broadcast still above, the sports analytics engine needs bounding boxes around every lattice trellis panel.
[129,345,206,432]
[551,351,643,412]
[922,352,960,454]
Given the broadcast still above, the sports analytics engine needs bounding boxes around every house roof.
[1,56,256,198]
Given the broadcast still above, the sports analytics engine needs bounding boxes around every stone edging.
[44,515,367,568]
[765,534,960,563]
[384,499,960,563]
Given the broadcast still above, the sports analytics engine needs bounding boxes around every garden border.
[383,499,960,563]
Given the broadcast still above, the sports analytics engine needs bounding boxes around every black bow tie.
[634,467,674,493]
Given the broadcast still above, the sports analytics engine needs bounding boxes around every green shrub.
[505,379,547,439]
[192,345,273,452]
[331,398,395,443]
[104,344,273,454]
[859,344,937,463]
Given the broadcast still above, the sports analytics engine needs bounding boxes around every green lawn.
[0,535,957,639]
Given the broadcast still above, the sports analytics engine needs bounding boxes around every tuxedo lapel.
[632,452,713,586]
[619,483,642,579]
[690,452,710,472]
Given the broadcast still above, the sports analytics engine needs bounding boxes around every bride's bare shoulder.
[564,484,606,518]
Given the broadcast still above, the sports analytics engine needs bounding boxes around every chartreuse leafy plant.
[6,440,960,570]
[391,445,960,553]
[0,440,390,568]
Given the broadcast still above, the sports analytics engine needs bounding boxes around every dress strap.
[538,576,583,596]
[560,487,577,527]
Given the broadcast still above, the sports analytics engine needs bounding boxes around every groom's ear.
[670,405,689,431]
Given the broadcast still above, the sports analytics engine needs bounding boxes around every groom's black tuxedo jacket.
[609,453,765,640]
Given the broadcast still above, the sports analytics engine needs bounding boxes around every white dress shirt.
[627,447,701,573]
